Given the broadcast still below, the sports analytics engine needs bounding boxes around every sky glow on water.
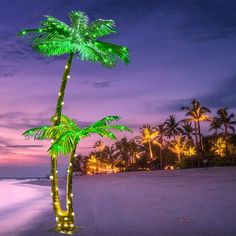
[0,180,51,236]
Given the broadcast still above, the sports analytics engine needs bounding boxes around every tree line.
[73,99,236,174]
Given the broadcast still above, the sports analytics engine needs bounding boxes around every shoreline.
[3,166,236,236]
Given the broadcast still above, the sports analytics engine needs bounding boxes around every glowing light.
[65,65,68,69]
[67,75,71,79]
[70,193,73,197]
[72,212,75,216]
[58,92,61,96]
[49,175,53,180]
[61,101,64,105]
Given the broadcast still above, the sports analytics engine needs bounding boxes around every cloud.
[200,75,236,108]
[93,81,111,88]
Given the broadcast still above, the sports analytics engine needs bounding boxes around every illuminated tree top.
[23,114,132,157]
[18,11,130,67]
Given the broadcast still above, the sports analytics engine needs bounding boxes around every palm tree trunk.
[50,53,74,229]
[198,121,203,153]
[194,121,199,168]
[148,141,153,161]
[224,124,228,157]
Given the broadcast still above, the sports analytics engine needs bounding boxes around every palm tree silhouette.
[181,99,211,164]
[19,10,130,234]
[164,115,182,141]
[209,117,222,135]
[215,108,236,156]
[23,114,131,232]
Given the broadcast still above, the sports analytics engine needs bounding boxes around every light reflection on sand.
[0,180,51,236]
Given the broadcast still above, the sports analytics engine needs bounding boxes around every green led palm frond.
[69,11,89,29]
[18,10,130,66]
[23,126,51,140]
[41,15,71,36]
[108,125,132,132]
[89,116,121,128]
[95,41,130,65]
[88,19,116,38]
[49,131,79,157]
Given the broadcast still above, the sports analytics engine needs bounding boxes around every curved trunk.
[50,53,75,231]
[148,141,153,161]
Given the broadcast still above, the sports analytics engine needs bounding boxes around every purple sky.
[1,0,236,177]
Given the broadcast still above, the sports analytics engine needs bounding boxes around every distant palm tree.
[169,135,187,163]
[181,99,211,155]
[209,117,222,136]
[164,115,182,141]
[114,137,131,168]
[156,124,166,169]
[86,154,100,174]
[211,137,226,157]
[139,124,162,162]
[23,114,131,232]
[128,138,140,165]
[215,108,236,156]
[19,10,129,233]
[103,144,119,172]
[181,121,194,142]
[94,140,105,162]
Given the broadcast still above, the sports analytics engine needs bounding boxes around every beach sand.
[15,167,236,236]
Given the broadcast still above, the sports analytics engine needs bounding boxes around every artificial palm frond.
[69,11,89,29]
[95,41,130,65]
[49,131,79,156]
[109,125,132,132]
[88,19,116,38]
[23,126,51,140]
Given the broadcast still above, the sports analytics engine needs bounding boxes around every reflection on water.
[0,180,51,236]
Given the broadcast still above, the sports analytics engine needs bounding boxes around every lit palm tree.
[181,99,211,155]
[215,108,236,156]
[19,10,129,234]
[164,115,182,141]
[211,137,226,157]
[23,114,131,233]
[169,135,187,163]
[139,124,162,162]
[86,154,100,174]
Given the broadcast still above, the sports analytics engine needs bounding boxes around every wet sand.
[15,167,236,236]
